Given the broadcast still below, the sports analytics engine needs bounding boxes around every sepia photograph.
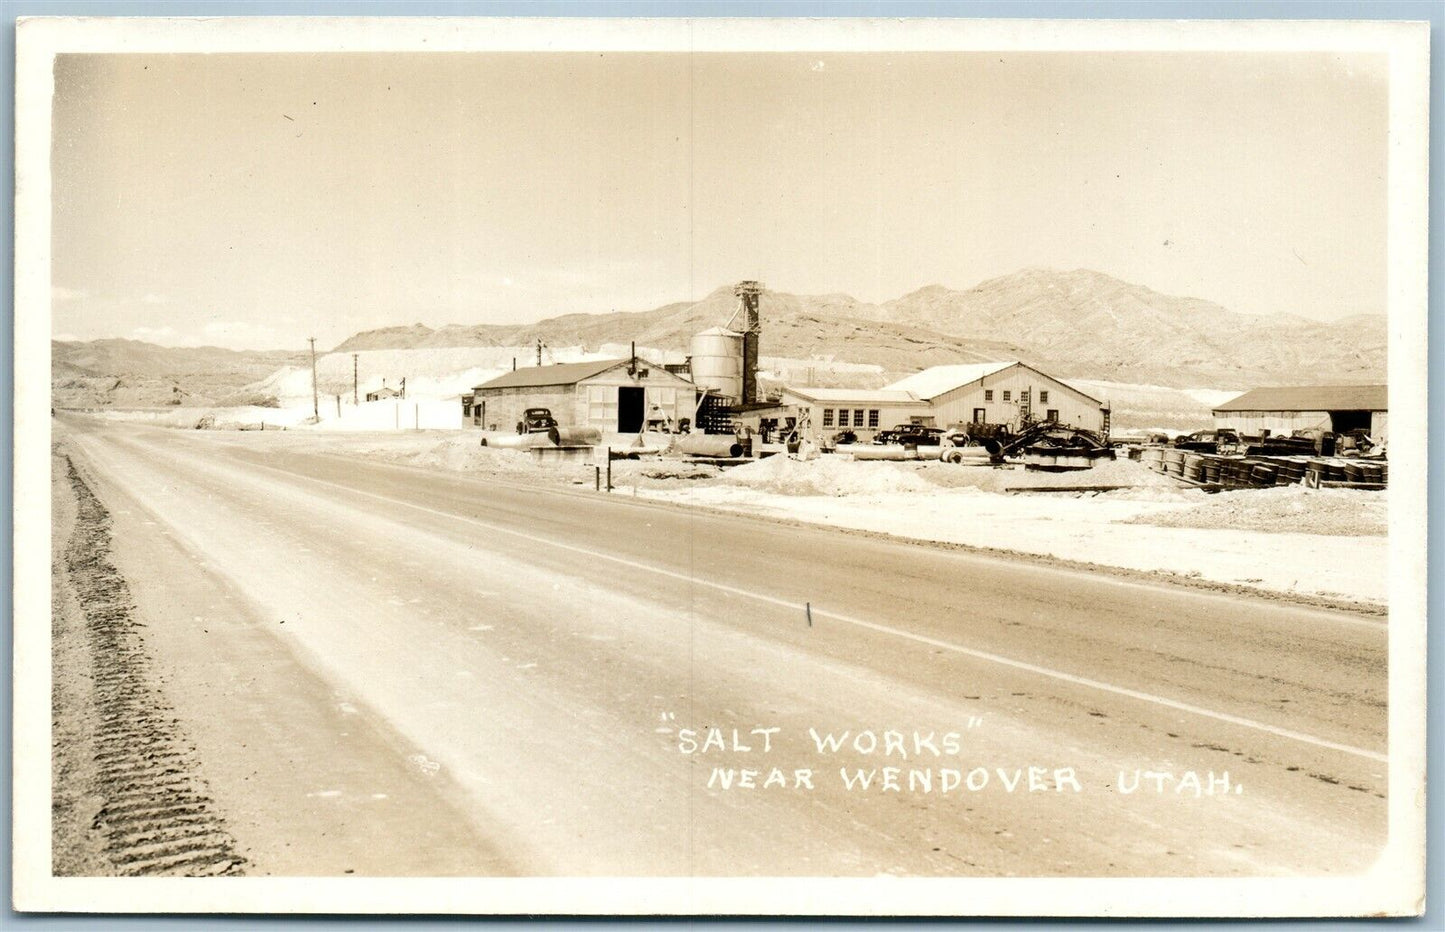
[11,14,1430,917]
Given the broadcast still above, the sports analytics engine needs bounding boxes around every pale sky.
[51,51,1388,351]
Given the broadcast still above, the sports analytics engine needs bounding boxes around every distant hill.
[332,270,1385,389]
[332,285,1031,375]
[873,268,1385,388]
[52,339,305,407]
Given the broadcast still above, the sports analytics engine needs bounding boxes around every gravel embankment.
[52,448,248,877]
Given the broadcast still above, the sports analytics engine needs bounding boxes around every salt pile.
[1125,486,1387,537]
[719,454,934,497]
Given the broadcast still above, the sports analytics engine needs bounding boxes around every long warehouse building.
[1211,384,1388,441]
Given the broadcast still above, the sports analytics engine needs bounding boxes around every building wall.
[574,364,695,432]
[1212,410,1330,436]
[470,386,577,431]
[780,391,929,444]
[1212,409,1390,442]
[926,364,1105,433]
[1371,411,1389,442]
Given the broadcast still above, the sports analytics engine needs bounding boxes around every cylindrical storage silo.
[689,327,744,402]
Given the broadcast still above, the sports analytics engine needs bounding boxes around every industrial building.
[882,362,1109,434]
[469,357,695,434]
[778,387,931,444]
[1212,385,1388,441]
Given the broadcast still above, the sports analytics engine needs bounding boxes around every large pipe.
[481,432,553,450]
[673,433,745,458]
[548,426,603,446]
[849,445,946,462]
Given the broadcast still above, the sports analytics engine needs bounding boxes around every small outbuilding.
[470,357,695,434]
[1211,384,1388,442]
[365,384,402,402]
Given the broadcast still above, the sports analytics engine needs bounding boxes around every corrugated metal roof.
[475,359,626,390]
[782,386,926,405]
[1212,384,1387,412]
[881,361,1017,399]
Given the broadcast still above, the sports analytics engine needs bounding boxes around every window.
[868,409,880,428]
[1003,390,1012,402]
[853,409,865,426]
[838,409,850,427]
[822,408,834,427]
[984,389,993,402]
[1039,390,1049,404]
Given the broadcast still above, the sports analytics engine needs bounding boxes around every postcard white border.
[12,15,1430,917]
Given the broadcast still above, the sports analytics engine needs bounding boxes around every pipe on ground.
[673,433,745,458]
[849,445,949,462]
[481,432,553,450]
[548,426,603,446]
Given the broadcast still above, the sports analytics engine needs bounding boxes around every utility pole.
[352,353,359,405]
[536,338,543,367]
[308,337,319,420]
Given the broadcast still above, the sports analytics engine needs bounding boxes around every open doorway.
[1329,410,1372,434]
[618,386,645,433]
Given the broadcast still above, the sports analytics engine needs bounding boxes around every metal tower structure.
[733,280,763,405]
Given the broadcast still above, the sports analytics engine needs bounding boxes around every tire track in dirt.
[61,454,247,877]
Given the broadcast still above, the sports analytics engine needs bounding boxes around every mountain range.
[334,268,1385,389]
[52,268,1385,407]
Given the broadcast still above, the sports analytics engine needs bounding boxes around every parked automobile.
[831,430,858,446]
[1173,428,1243,453]
[516,407,558,434]
[885,424,945,446]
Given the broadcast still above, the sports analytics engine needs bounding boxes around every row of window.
[982,389,1049,404]
[821,408,881,429]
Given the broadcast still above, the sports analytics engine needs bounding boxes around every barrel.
[1183,454,1202,482]
[1251,464,1277,486]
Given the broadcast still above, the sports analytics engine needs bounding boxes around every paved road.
[59,417,1388,877]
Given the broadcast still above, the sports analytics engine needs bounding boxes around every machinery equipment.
[953,418,1113,470]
